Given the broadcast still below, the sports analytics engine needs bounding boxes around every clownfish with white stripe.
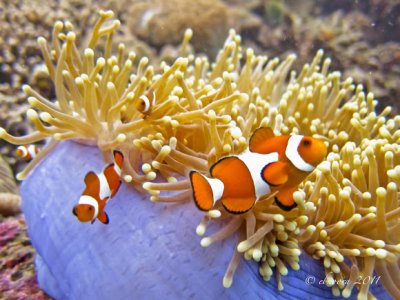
[134,89,156,116]
[190,127,327,213]
[72,150,124,224]
[16,145,39,162]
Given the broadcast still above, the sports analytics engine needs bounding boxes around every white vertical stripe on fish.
[114,163,122,177]
[27,145,37,158]
[139,95,151,113]
[78,195,99,219]
[204,176,224,203]
[98,172,111,200]
[238,150,278,199]
[285,135,315,172]
[17,146,28,157]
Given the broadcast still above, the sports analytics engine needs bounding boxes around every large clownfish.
[72,150,124,224]
[16,145,39,162]
[134,89,156,116]
[190,127,327,213]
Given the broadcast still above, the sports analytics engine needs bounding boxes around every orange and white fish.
[134,89,156,115]
[190,127,327,213]
[15,145,39,162]
[72,150,124,224]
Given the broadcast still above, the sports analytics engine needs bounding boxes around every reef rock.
[21,141,391,299]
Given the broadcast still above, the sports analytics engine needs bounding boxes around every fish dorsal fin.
[249,127,275,152]
[113,150,124,168]
[83,171,100,197]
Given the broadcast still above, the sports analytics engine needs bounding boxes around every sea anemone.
[301,136,400,298]
[1,10,399,299]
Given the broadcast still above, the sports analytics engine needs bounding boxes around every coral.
[291,10,400,114]
[0,10,399,299]
[127,0,230,56]
[0,216,49,299]
[0,0,102,173]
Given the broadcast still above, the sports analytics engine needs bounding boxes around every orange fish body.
[16,145,39,162]
[134,89,156,115]
[72,150,124,224]
[190,127,327,214]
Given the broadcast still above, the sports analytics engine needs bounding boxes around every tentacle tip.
[273,214,285,223]
[16,173,25,181]
[121,176,131,184]
[142,182,152,190]
[206,210,221,219]
[195,225,206,236]
[200,237,212,247]
[222,277,233,289]
[116,134,126,143]
[252,249,262,261]
[237,242,246,253]
[22,84,31,94]
[37,36,47,45]
[184,28,193,39]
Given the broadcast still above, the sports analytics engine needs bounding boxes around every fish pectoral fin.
[262,161,289,186]
[190,171,215,211]
[249,127,275,152]
[98,211,110,224]
[275,187,298,211]
[221,196,256,214]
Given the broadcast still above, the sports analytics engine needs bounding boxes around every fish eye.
[302,139,311,146]
[88,206,93,211]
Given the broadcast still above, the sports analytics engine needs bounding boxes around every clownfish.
[190,127,327,213]
[134,89,156,115]
[72,150,124,224]
[15,145,39,162]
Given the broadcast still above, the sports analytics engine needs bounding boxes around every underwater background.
[0,0,399,299]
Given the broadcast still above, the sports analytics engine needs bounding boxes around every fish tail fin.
[113,150,124,170]
[189,171,224,212]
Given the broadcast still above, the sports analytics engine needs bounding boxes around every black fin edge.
[274,196,297,211]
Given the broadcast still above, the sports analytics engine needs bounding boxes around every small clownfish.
[72,150,124,224]
[190,127,327,214]
[134,89,156,116]
[15,145,39,162]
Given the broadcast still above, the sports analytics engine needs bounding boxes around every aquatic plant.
[1,10,399,299]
